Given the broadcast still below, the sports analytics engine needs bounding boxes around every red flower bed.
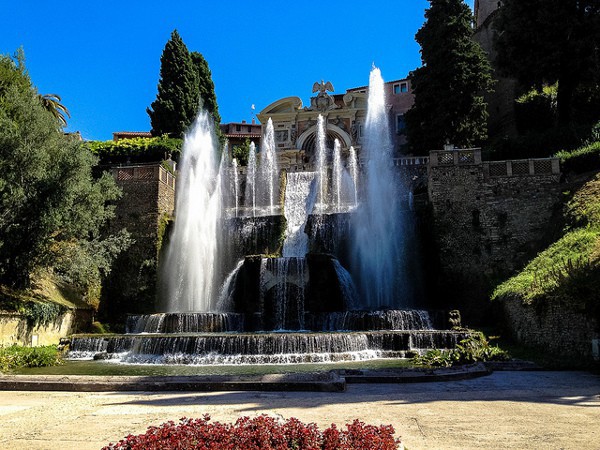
[102,414,401,450]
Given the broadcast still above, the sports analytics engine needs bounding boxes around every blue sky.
[2,0,474,141]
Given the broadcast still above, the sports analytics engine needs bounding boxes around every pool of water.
[15,358,412,376]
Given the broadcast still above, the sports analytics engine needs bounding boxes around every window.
[235,124,241,132]
[394,82,409,94]
[396,114,406,134]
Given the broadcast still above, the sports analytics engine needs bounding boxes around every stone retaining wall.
[0,309,92,346]
[502,296,599,362]
[428,149,562,321]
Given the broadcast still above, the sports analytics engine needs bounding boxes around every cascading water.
[245,142,257,217]
[282,172,318,257]
[66,70,469,368]
[351,66,404,309]
[161,112,222,312]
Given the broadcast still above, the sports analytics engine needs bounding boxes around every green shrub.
[411,333,510,367]
[87,136,182,165]
[555,140,600,174]
[0,345,63,373]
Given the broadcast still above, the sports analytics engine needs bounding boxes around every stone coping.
[0,363,498,392]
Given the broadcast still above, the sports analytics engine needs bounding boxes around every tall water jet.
[332,139,342,211]
[315,115,328,210]
[232,158,239,217]
[258,118,278,215]
[348,146,359,207]
[161,112,222,312]
[351,66,404,309]
[245,142,257,217]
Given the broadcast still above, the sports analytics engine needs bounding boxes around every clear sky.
[2,0,474,141]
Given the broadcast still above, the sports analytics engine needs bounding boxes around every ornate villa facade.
[255,77,414,169]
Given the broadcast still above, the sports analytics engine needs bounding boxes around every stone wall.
[428,149,562,322]
[502,296,599,363]
[99,164,175,325]
[0,309,92,346]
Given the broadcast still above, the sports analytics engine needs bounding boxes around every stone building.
[256,77,414,169]
[220,120,262,149]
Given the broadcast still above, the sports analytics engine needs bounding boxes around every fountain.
[68,67,468,366]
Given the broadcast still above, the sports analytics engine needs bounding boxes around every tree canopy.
[405,0,493,154]
[0,51,130,290]
[148,30,220,138]
[494,0,600,125]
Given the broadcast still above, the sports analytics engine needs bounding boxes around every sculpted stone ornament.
[306,80,340,112]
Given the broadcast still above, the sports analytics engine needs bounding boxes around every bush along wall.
[87,137,182,165]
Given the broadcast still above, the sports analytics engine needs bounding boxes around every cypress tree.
[405,0,493,154]
[191,51,221,127]
[147,30,199,137]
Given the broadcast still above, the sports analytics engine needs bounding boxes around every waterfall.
[216,259,245,311]
[161,111,222,312]
[245,142,257,217]
[282,172,318,257]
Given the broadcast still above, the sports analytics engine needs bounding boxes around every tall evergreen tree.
[191,51,220,126]
[405,0,493,154]
[147,30,199,137]
[494,0,600,125]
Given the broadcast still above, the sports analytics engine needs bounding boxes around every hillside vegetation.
[492,152,600,321]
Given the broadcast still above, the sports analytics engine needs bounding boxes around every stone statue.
[306,80,340,112]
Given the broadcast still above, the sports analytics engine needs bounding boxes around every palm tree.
[39,93,70,127]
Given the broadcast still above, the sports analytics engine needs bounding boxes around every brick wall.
[99,164,175,325]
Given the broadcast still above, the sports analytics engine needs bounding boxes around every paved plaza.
[0,370,598,449]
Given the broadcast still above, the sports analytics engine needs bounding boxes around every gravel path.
[0,370,598,449]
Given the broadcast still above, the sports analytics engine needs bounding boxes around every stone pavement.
[0,370,598,449]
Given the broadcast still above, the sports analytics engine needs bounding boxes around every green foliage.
[232,138,252,166]
[0,345,63,373]
[147,31,221,138]
[87,136,182,164]
[515,84,557,133]
[492,172,600,320]
[405,0,493,154]
[411,333,510,367]
[556,140,600,174]
[494,0,600,124]
[191,51,220,126]
[0,51,131,290]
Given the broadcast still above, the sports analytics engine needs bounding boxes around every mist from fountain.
[351,66,404,309]
[161,112,223,312]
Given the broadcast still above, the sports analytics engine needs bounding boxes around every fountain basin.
[67,330,471,365]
